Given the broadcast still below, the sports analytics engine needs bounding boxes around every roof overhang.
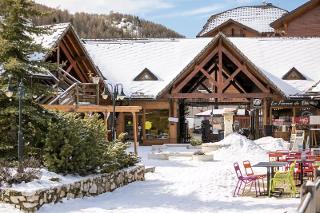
[197,19,260,37]
[271,0,320,28]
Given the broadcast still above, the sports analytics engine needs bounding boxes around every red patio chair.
[243,160,266,194]
[233,162,259,197]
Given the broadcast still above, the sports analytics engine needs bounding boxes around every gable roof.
[83,38,214,99]
[227,36,320,96]
[83,35,320,100]
[198,4,287,37]
[271,0,320,29]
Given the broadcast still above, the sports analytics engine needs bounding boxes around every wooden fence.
[297,169,320,213]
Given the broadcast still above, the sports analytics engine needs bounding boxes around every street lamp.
[102,82,126,141]
[4,75,25,164]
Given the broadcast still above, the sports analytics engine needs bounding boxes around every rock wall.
[0,165,145,213]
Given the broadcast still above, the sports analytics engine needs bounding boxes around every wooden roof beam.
[170,92,278,99]
[43,105,142,113]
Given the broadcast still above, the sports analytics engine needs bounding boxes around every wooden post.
[57,46,60,65]
[132,112,138,155]
[96,84,100,105]
[103,112,110,142]
[142,109,146,145]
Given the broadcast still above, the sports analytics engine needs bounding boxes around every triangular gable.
[282,67,307,80]
[159,33,286,100]
[198,19,259,37]
[133,68,159,81]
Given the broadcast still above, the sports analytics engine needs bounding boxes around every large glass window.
[145,109,169,140]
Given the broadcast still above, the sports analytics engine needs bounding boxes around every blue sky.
[35,0,308,37]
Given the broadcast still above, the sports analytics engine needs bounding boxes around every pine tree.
[0,0,56,160]
[0,0,55,97]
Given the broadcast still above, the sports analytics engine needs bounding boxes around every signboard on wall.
[168,117,179,123]
[310,116,320,125]
[292,116,310,125]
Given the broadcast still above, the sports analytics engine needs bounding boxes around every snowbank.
[1,169,93,193]
[214,134,289,163]
[254,136,290,151]
[215,134,267,162]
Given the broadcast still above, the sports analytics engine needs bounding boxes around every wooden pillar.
[218,38,223,94]
[57,46,60,65]
[132,112,138,155]
[263,98,271,126]
[142,109,146,145]
[169,100,178,143]
[103,112,110,142]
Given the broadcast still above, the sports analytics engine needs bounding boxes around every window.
[145,109,169,140]
[133,68,159,81]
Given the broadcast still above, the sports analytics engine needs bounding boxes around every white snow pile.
[1,169,91,194]
[255,136,290,151]
[215,134,267,162]
[214,134,290,163]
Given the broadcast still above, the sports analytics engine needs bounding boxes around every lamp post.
[4,75,25,164]
[102,83,126,141]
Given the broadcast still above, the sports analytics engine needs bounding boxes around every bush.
[44,113,139,176]
[100,141,139,173]
[44,113,105,175]
[190,138,202,146]
[117,132,128,143]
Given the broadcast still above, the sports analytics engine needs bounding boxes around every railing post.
[96,83,100,105]
[75,83,79,105]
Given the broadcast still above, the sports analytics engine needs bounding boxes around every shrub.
[117,132,128,143]
[100,141,140,173]
[190,138,202,146]
[44,113,105,176]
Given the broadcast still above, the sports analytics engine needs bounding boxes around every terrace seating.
[233,162,259,197]
[270,161,296,197]
[243,160,266,194]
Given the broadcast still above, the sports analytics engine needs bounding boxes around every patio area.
[0,134,298,213]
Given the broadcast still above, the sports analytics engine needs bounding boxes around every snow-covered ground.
[0,134,299,213]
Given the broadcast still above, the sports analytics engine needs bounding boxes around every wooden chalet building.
[83,34,320,145]
[271,0,320,37]
[197,4,287,38]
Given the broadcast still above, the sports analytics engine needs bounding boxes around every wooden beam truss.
[171,37,274,101]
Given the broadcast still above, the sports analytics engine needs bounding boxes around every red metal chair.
[233,162,259,197]
[243,160,266,195]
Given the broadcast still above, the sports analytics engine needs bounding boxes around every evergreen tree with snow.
[0,0,56,160]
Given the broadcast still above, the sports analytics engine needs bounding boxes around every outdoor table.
[252,161,288,196]
[287,159,315,185]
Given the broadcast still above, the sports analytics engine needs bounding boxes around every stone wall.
[0,165,145,213]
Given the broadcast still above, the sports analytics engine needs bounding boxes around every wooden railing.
[297,170,320,213]
[48,83,99,105]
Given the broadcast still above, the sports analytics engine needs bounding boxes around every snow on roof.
[83,38,213,98]
[227,37,320,96]
[199,5,287,36]
[30,23,71,61]
[0,23,70,76]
